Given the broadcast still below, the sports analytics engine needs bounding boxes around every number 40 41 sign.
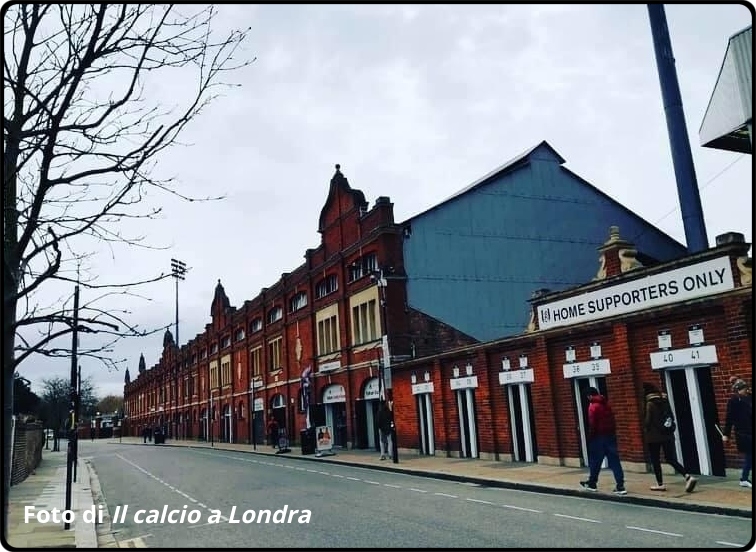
[650,345,717,370]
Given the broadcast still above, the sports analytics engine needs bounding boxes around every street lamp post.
[171,258,187,441]
[373,269,397,464]
[249,378,256,450]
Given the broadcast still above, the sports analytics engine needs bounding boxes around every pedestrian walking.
[580,387,627,495]
[722,378,752,488]
[642,382,698,492]
[377,400,394,461]
[142,427,147,443]
[267,417,279,449]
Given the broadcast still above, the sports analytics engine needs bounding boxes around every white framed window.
[250,318,262,333]
[315,274,338,299]
[221,358,231,385]
[318,316,339,355]
[350,286,380,346]
[267,337,282,372]
[209,360,219,388]
[348,252,378,282]
[267,306,283,324]
[221,335,231,349]
[315,304,340,356]
[210,342,218,354]
[250,346,262,377]
[289,291,308,312]
[235,328,245,342]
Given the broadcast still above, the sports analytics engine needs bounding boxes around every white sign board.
[253,398,263,412]
[411,382,435,395]
[499,368,535,385]
[319,360,341,373]
[323,384,346,403]
[450,375,478,390]
[364,378,380,400]
[537,256,734,330]
[650,345,718,369]
[562,358,611,379]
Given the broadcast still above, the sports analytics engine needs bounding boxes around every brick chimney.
[594,226,643,280]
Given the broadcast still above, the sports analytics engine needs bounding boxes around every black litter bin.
[300,427,316,455]
[154,430,165,445]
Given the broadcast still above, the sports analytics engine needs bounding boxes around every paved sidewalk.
[5,447,98,549]
[114,437,752,518]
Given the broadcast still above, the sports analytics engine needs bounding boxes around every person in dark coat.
[642,382,697,492]
[580,387,626,495]
[267,418,279,449]
[722,378,752,488]
[376,400,394,461]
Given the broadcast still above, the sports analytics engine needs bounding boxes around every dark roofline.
[401,140,563,224]
[557,165,686,252]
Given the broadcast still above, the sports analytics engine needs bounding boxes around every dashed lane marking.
[115,454,229,522]
[434,492,457,498]
[626,526,682,538]
[501,504,542,513]
[466,498,493,505]
[554,513,601,523]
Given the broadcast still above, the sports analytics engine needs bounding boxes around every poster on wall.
[315,425,335,456]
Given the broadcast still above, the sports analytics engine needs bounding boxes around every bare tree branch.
[4,4,253,378]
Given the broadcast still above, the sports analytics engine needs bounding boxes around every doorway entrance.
[663,366,726,476]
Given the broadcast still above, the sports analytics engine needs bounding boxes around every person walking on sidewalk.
[377,400,394,461]
[642,382,698,492]
[722,378,752,488]
[580,387,627,495]
[267,418,279,449]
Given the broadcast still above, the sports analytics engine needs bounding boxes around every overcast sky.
[17,4,752,401]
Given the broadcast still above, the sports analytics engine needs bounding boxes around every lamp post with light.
[171,258,187,441]
[373,269,397,464]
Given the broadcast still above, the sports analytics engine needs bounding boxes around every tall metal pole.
[171,259,186,441]
[64,285,79,530]
[376,270,397,464]
[647,4,708,253]
[73,365,80,483]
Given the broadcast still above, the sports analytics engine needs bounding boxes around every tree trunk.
[3,299,17,537]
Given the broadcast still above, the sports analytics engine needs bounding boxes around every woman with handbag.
[642,382,697,492]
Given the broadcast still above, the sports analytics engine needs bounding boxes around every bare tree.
[3,4,253,531]
[96,394,124,417]
[39,375,98,451]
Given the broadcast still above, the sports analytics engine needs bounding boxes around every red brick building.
[124,166,474,448]
[392,228,752,476]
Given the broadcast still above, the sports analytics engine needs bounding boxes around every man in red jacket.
[580,387,627,495]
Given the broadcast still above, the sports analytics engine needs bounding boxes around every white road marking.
[306,469,317,473]
[383,484,402,488]
[716,541,746,548]
[626,526,682,537]
[346,476,360,481]
[409,488,428,493]
[331,474,344,478]
[434,493,457,498]
[553,513,600,523]
[115,454,221,522]
[502,504,542,513]
[364,480,380,485]
[466,498,493,505]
